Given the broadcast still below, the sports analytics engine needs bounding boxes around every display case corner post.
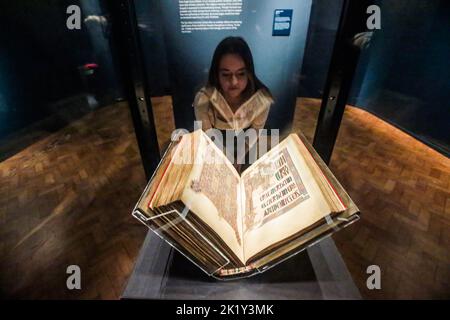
[313,0,372,164]
[107,0,161,180]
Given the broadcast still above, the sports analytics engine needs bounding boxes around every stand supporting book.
[132,129,359,280]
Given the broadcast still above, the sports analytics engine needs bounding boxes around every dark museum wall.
[138,0,313,132]
[349,0,450,156]
[299,0,449,156]
[298,0,343,98]
[0,0,122,142]
[134,0,171,97]
[1,0,448,157]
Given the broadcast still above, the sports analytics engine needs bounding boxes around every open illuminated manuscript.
[133,129,359,279]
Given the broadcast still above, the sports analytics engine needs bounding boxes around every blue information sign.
[272,9,293,36]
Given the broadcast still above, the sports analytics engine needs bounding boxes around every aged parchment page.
[181,131,245,263]
[242,136,332,261]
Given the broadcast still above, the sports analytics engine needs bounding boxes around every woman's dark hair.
[207,36,271,97]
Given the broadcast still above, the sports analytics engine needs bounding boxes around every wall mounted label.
[272,9,293,36]
[179,0,243,34]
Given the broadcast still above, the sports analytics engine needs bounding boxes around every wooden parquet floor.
[295,98,450,299]
[0,103,149,299]
[0,97,449,299]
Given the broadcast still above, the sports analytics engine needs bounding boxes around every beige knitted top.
[193,86,274,131]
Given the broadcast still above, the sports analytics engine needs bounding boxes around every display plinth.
[121,230,361,300]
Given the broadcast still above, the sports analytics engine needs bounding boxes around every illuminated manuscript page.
[242,136,332,261]
[181,132,245,263]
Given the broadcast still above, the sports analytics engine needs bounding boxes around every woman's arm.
[250,107,270,131]
[193,91,213,131]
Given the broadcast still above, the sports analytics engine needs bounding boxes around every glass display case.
[2,0,448,301]
[111,0,367,298]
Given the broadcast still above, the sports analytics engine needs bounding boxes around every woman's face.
[218,54,248,101]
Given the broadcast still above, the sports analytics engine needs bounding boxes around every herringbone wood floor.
[0,103,149,299]
[1,97,449,299]
[295,98,450,299]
